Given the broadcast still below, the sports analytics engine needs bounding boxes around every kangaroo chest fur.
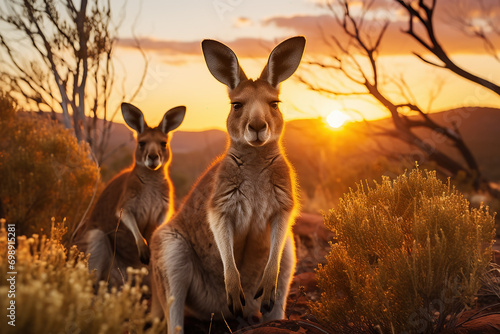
[210,150,294,246]
[120,170,170,232]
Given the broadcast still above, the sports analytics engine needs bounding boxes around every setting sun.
[326,110,350,129]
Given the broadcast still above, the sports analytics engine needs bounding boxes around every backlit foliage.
[0,221,165,334]
[313,168,496,333]
[0,93,98,242]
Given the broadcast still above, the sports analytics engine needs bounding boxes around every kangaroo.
[150,36,305,333]
[75,103,186,287]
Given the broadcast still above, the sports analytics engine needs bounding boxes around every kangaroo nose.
[248,122,267,133]
[146,153,161,170]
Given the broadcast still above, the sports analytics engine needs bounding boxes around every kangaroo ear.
[121,103,146,134]
[159,106,186,134]
[259,36,306,88]
[202,39,248,90]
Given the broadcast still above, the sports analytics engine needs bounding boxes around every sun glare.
[326,110,350,129]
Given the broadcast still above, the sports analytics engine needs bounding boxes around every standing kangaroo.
[76,103,186,287]
[150,36,305,333]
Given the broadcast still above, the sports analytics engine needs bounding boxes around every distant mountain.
[286,107,500,181]
[283,107,500,211]
[171,130,227,153]
[103,105,500,187]
[422,107,500,181]
[30,107,500,168]
[33,111,227,156]
[26,107,500,209]
[100,124,227,186]
[99,122,227,155]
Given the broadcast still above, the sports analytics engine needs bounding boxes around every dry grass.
[0,220,166,334]
[312,168,496,334]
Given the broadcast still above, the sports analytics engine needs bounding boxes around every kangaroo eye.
[231,102,243,111]
[270,101,279,110]
[138,141,146,149]
[160,141,167,148]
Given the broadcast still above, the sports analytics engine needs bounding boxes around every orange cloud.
[117,38,201,55]
[234,17,253,27]
[117,37,282,58]
[262,11,500,56]
[117,1,500,60]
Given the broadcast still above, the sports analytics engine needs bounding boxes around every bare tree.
[0,0,147,163]
[300,0,491,191]
[395,0,500,95]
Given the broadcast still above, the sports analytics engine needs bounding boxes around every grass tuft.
[312,168,496,333]
[0,220,166,334]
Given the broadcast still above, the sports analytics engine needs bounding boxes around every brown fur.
[74,103,185,287]
[150,36,306,333]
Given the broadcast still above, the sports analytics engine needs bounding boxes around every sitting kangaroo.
[150,36,305,333]
[75,103,186,287]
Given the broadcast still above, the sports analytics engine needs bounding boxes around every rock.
[459,314,500,333]
[442,311,500,334]
[232,320,332,333]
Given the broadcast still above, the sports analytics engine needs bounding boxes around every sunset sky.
[5,0,500,131]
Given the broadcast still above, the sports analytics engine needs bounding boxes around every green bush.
[0,220,165,334]
[313,168,496,334]
[0,93,98,242]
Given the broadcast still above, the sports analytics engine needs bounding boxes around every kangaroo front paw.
[254,280,276,315]
[260,297,275,315]
[226,281,246,317]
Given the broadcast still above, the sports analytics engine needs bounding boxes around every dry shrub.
[312,168,496,334]
[0,94,98,242]
[0,220,165,334]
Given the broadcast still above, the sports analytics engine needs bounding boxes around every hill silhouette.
[95,107,500,211]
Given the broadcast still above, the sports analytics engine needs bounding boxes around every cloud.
[262,14,339,54]
[261,0,500,56]
[117,36,285,59]
[117,1,500,62]
[234,17,253,27]
[261,14,416,55]
[117,38,201,56]
[262,11,500,56]
[308,0,500,23]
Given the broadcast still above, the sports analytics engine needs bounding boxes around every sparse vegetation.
[312,168,496,333]
[0,94,98,242]
[0,220,165,334]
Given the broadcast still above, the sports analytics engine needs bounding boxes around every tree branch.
[395,0,500,95]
